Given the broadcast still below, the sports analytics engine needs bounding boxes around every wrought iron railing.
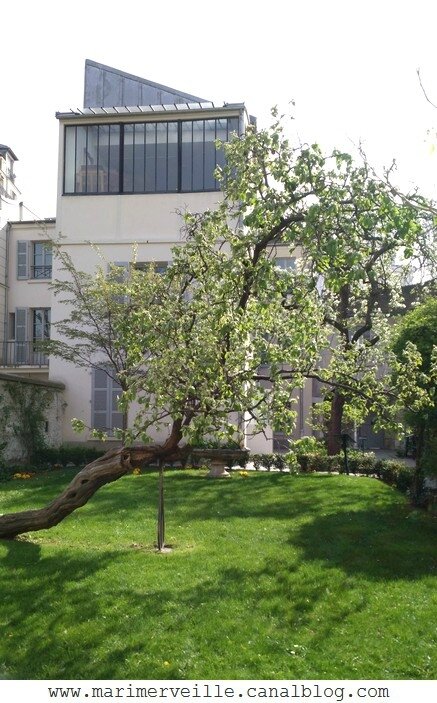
[0,341,49,367]
[30,265,52,279]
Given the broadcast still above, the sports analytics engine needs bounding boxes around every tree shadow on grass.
[1,499,436,680]
[0,537,126,679]
[290,507,437,581]
[0,533,341,680]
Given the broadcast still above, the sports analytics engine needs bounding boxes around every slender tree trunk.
[157,460,165,551]
[0,424,184,540]
[326,391,346,456]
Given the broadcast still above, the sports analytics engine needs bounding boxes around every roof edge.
[0,145,19,161]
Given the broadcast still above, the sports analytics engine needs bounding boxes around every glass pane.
[93,413,107,430]
[34,242,44,267]
[33,309,43,340]
[228,117,240,136]
[133,123,145,192]
[204,120,216,190]
[216,119,228,142]
[75,126,87,193]
[192,121,204,191]
[94,390,107,412]
[181,121,193,191]
[145,123,156,192]
[44,309,51,338]
[111,413,124,432]
[98,125,110,192]
[85,125,99,193]
[64,126,76,193]
[167,122,178,192]
[275,257,296,270]
[94,368,108,389]
[156,123,167,191]
[108,125,120,192]
[123,125,134,192]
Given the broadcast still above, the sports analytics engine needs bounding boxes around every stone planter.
[190,448,249,478]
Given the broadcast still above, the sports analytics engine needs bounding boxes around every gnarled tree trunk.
[0,440,185,540]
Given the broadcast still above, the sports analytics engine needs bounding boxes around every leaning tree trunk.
[326,391,346,456]
[0,441,185,541]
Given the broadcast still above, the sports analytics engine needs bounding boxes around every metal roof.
[84,59,207,109]
[56,102,245,121]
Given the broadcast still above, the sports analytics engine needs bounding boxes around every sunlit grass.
[0,469,436,680]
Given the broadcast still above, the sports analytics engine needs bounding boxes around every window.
[275,257,296,270]
[64,117,239,195]
[32,242,52,279]
[11,308,50,365]
[17,241,52,280]
[134,261,168,274]
[32,308,51,342]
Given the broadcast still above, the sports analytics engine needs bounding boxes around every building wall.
[0,374,65,462]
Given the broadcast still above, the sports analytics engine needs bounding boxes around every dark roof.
[84,59,207,109]
[0,144,18,161]
[8,217,56,225]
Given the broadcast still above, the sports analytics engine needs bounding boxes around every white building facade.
[4,61,317,453]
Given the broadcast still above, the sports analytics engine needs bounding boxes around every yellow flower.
[132,468,142,475]
[239,470,249,478]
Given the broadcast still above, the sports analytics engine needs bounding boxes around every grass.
[0,468,436,680]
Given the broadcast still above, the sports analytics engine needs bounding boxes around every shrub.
[34,444,105,467]
[249,453,263,470]
[290,436,327,455]
[272,453,287,471]
[375,459,415,494]
[284,452,300,473]
[345,450,377,475]
[262,454,276,470]
[296,452,318,472]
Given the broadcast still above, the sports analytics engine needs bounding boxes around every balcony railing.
[0,341,49,367]
[30,265,52,279]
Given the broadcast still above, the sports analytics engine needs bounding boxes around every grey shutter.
[92,368,109,432]
[15,307,28,364]
[92,369,124,435]
[17,241,29,279]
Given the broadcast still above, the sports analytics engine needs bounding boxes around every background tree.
[298,151,435,453]
[217,116,435,454]
[392,297,437,490]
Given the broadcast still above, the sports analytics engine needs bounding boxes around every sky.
[2,0,437,219]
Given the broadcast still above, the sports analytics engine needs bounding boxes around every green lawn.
[0,468,436,680]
